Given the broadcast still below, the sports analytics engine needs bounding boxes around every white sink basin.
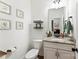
[33,40,43,42]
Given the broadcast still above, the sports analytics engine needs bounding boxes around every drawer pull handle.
[55,52,60,57]
[55,52,57,56]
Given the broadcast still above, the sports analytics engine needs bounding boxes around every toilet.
[25,40,42,59]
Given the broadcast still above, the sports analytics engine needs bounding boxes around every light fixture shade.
[53,0,60,4]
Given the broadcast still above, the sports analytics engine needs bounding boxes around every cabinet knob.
[72,48,78,53]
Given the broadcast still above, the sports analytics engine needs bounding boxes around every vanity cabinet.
[43,41,75,59]
[44,47,57,59]
[58,50,75,59]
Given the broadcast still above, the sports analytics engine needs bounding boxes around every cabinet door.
[58,50,75,59]
[44,47,57,59]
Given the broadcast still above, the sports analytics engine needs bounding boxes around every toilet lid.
[25,49,39,58]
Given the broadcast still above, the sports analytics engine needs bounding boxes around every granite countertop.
[43,37,75,45]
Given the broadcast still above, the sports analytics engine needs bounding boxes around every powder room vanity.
[44,4,76,59]
[43,37,75,59]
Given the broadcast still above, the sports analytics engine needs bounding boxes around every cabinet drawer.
[44,42,75,51]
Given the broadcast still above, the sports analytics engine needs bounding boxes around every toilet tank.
[33,40,42,49]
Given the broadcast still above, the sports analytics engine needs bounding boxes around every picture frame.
[16,9,24,18]
[0,1,11,15]
[16,21,23,30]
[0,19,11,30]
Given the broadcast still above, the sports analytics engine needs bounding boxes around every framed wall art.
[0,19,11,30]
[16,9,24,18]
[16,21,23,30]
[0,1,11,15]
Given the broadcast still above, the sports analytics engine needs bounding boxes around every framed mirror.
[48,7,65,37]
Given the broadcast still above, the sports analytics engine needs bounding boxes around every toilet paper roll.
[10,47,16,52]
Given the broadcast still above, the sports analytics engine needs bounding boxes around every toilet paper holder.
[6,46,17,53]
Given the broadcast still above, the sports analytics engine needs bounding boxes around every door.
[58,50,75,59]
[44,47,57,59]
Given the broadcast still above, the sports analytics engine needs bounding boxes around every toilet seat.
[25,49,39,59]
